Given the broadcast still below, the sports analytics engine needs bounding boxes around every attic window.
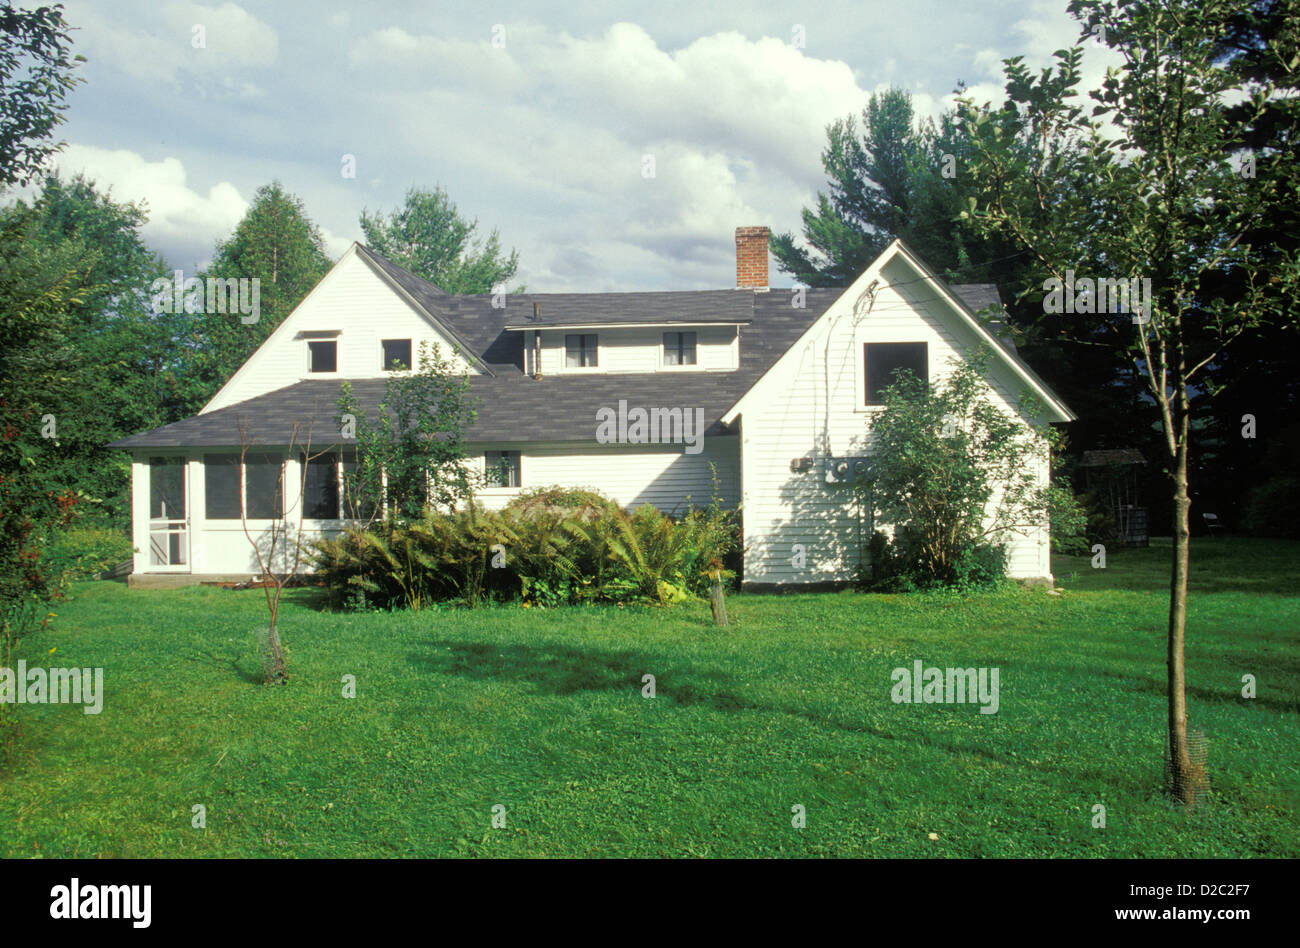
[565,334,598,368]
[865,342,928,405]
[308,340,337,373]
[382,339,412,371]
[663,332,697,366]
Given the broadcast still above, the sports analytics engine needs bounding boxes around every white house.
[110,227,1074,588]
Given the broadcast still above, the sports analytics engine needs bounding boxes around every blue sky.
[34,0,1112,291]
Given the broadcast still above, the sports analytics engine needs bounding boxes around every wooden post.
[709,570,728,626]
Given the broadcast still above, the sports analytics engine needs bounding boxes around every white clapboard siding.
[474,438,739,514]
[132,439,741,577]
[736,252,1054,585]
[203,246,474,414]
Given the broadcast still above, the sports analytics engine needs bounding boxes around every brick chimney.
[735,225,770,290]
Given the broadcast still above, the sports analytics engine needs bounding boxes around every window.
[308,340,337,373]
[205,453,283,520]
[381,338,412,371]
[244,453,283,520]
[663,332,697,366]
[205,453,242,520]
[302,451,340,519]
[565,334,598,368]
[865,342,928,405]
[484,451,521,488]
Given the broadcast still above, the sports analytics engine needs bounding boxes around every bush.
[1047,483,1091,555]
[38,524,132,583]
[1242,477,1300,538]
[858,528,1007,592]
[856,349,1055,590]
[309,490,741,610]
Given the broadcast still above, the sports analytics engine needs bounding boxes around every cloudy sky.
[32,0,1109,291]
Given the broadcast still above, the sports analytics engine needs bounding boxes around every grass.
[1,537,1296,858]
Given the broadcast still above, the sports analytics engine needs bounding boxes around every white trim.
[306,337,339,375]
[505,320,749,332]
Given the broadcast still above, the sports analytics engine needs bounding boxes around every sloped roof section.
[501,290,753,329]
[109,287,845,449]
[110,243,1071,448]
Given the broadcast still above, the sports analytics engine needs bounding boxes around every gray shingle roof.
[110,286,843,449]
[109,246,1060,449]
[500,290,753,329]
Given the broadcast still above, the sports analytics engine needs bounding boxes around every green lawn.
[2,537,1297,858]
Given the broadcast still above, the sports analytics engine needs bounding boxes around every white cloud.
[67,1,277,85]
[53,144,248,267]
[342,21,871,288]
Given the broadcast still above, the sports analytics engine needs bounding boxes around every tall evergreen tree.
[775,87,1157,466]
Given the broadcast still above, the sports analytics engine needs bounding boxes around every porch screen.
[302,452,340,519]
[244,454,284,519]
[205,453,241,520]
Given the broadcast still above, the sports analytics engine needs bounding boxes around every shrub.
[859,528,1007,592]
[857,348,1055,589]
[1242,477,1300,539]
[1047,483,1091,555]
[310,489,741,610]
[38,523,132,583]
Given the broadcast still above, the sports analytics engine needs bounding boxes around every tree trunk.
[709,572,728,626]
[1167,420,1202,805]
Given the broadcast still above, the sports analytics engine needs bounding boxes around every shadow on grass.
[1056,538,1300,597]
[411,640,757,712]
[176,644,266,685]
[408,640,1059,774]
[1092,667,1299,716]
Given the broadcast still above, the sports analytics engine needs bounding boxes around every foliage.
[336,341,478,519]
[309,492,739,610]
[359,185,521,294]
[1242,477,1300,539]
[0,2,83,188]
[856,349,1055,588]
[1047,483,1091,556]
[37,522,131,583]
[954,0,1300,806]
[773,85,1165,503]
[177,182,331,417]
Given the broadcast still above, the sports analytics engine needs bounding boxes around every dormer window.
[663,331,697,366]
[382,338,412,371]
[308,340,337,373]
[565,334,598,368]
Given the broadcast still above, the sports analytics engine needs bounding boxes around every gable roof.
[111,243,1071,449]
[722,240,1075,426]
[352,245,491,375]
[110,287,844,449]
